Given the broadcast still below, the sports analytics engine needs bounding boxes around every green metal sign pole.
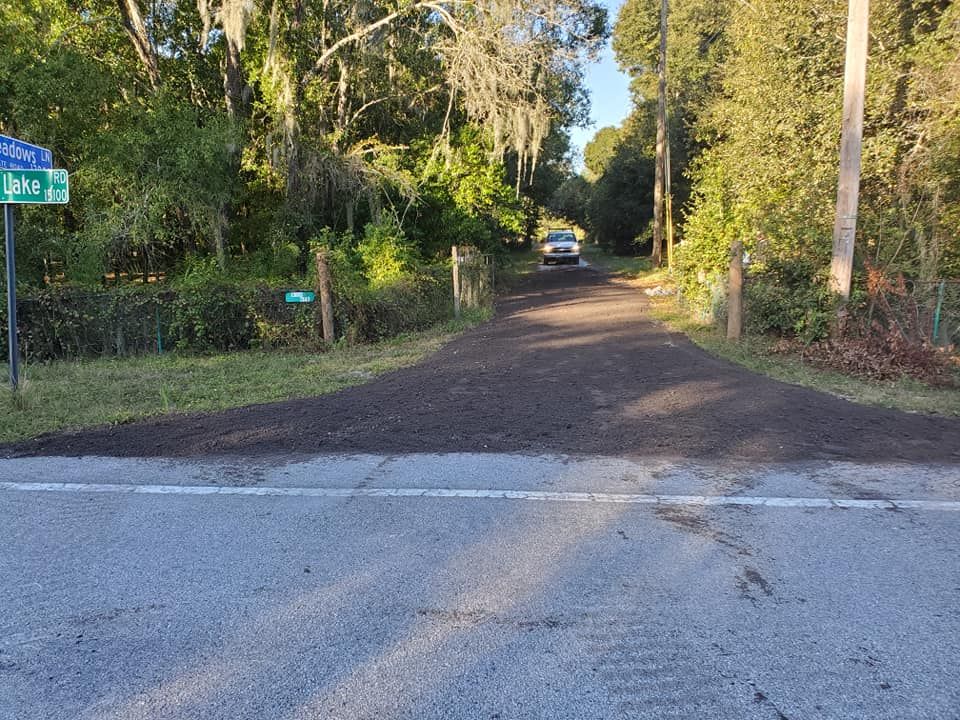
[4,203,18,389]
[932,280,946,346]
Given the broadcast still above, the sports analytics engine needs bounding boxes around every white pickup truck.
[541,229,580,265]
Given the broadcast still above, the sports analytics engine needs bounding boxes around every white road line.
[1,480,959,511]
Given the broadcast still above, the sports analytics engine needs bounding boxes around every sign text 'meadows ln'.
[0,135,53,170]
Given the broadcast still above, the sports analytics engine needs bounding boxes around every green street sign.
[285,291,315,303]
[0,169,69,204]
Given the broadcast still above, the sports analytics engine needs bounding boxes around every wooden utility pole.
[727,240,743,341]
[314,248,335,343]
[829,0,870,301]
[651,0,668,267]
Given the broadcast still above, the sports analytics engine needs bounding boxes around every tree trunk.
[212,205,227,270]
[116,0,160,89]
[336,58,350,136]
[223,36,247,117]
[345,200,355,234]
[664,99,674,268]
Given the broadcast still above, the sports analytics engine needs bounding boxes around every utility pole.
[651,0,668,267]
[829,0,870,301]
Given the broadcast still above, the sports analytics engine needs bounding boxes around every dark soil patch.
[5,267,959,462]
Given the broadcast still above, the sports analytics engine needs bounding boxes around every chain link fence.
[0,266,462,362]
[865,278,960,347]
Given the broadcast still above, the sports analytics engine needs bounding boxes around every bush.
[2,269,459,362]
[167,285,257,353]
[335,267,453,343]
[357,215,421,288]
[673,234,734,316]
[744,258,834,343]
[10,287,165,360]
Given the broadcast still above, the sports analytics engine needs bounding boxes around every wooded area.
[3,0,958,367]
[0,0,606,290]
[552,0,959,349]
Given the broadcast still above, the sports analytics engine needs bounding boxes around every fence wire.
[867,279,960,347]
[0,267,463,362]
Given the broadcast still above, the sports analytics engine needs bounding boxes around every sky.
[568,0,633,169]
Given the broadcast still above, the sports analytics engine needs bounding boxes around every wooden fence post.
[315,248,335,344]
[727,240,743,341]
[463,246,473,310]
[452,245,461,318]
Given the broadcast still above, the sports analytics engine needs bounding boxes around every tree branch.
[116,0,160,89]
[304,1,469,85]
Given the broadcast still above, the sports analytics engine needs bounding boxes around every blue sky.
[568,0,633,169]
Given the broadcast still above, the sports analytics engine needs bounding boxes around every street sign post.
[0,135,53,170]
[0,169,69,204]
[285,291,316,303]
[1,137,61,389]
[4,204,17,389]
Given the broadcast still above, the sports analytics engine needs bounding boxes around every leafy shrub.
[10,287,164,360]
[2,268,460,361]
[673,239,735,318]
[167,285,256,352]
[233,242,301,283]
[744,258,834,343]
[335,267,452,343]
[357,215,421,288]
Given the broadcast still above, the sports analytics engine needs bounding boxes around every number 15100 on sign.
[0,169,69,204]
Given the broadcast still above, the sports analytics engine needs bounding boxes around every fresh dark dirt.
[6,265,960,462]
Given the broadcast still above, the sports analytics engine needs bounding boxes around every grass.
[497,246,543,286]
[650,300,960,415]
[636,276,960,417]
[581,244,659,280]
[0,310,491,444]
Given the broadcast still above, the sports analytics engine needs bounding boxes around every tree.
[586,119,656,254]
[0,0,604,286]
[549,176,592,230]
[642,0,959,336]
[583,126,621,180]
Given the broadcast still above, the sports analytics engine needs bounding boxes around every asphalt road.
[2,453,959,720]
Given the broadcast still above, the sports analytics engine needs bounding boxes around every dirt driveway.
[8,265,960,462]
